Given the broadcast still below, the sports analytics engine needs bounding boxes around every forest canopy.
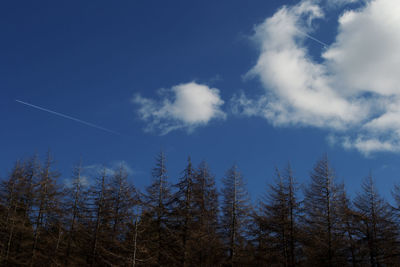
[1,152,399,266]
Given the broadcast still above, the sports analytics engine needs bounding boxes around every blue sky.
[1,0,400,202]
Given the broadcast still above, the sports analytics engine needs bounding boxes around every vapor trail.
[16,99,120,135]
[297,29,329,48]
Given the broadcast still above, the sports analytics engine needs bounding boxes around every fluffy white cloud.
[133,82,226,134]
[245,1,367,128]
[324,0,400,96]
[238,0,400,155]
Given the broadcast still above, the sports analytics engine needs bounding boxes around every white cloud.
[245,1,367,128]
[133,82,226,134]
[323,0,400,96]
[63,161,134,188]
[63,175,90,188]
[84,160,135,177]
[238,0,400,155]
[343,136,399,155]
[231,92,268,117]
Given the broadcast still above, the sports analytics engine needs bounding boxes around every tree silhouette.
[303,155,346,266]
[221,164,251,266]
[2,152,400,266]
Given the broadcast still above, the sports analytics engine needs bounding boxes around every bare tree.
[302,155,346,266]
[192,161,220,266]
[64,160,89,266]
[354,174,400,266]
[107,163,139,264]
[141,151,173,266]
[221,164,251,266]
[257,165,301,267]
[0,161,29,265]
[4,150,400,266]
[337,185,359,267]
[169,157,196,266]
[30,152,63,266]
[88,167,111,266]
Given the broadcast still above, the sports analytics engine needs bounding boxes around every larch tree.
[0,160,31,265]
[108,163,139,265]
[141,151,173,266]
[337,185,359,267]
[221,164,251,266]
[30,153,63,266]
[64,160,89,266]
[354,174,400,266]
[0,157,40,265]
[87,167,112,266]
[192,161,221,266]
[170,156,196,266]
[302,155,346,266]
[253,165,301,267]
[123,205,144,267]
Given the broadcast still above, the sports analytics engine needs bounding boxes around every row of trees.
[0,152,400,266]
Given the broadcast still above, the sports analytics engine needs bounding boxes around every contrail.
[297,29,329,48]
[16,99,120,135]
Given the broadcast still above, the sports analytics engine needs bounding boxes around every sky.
[1,0,400,202]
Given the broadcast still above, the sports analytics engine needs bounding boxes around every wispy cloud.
[85,160,136,176]
[133,82,226,135]
[63,175,90,188]
[63,160,136,187]
[234,0,400,155]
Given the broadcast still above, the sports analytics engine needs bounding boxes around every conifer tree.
[108,163,139,264]
[0,157,40,265]
[192,161,220,266]
[30,153,63,266]
[221,164,251,266]
[337,185,359,266]
[302,155,346,266]
[141,151,173,266]
[0,161,29,265]
[354,175,399,266]
[87,167,111,266]
[169,157,196,266]
[251,165,301,266]
[5,149,400,266]
[64,160,89,266]
[123,206,145,267]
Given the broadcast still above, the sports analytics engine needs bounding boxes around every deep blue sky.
[1,0,399,202]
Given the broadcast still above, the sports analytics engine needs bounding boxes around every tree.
[5,149,400,266]
[169,157,196,266]
[262,165,300,266]
[221,164,251,266]
[64,160,89,266]
[192,161,221,266]
[336,185,359,267]
[0,160,34,265]
[87,167,112,266]
[141,151,173,266]
[30,153,63,266]
[354,174,400,266]
[302,155,346,266]
[107,163,139,265]
[123,206,143,267]
[251,165,301,266]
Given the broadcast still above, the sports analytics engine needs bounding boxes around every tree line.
[1,152,400,266]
